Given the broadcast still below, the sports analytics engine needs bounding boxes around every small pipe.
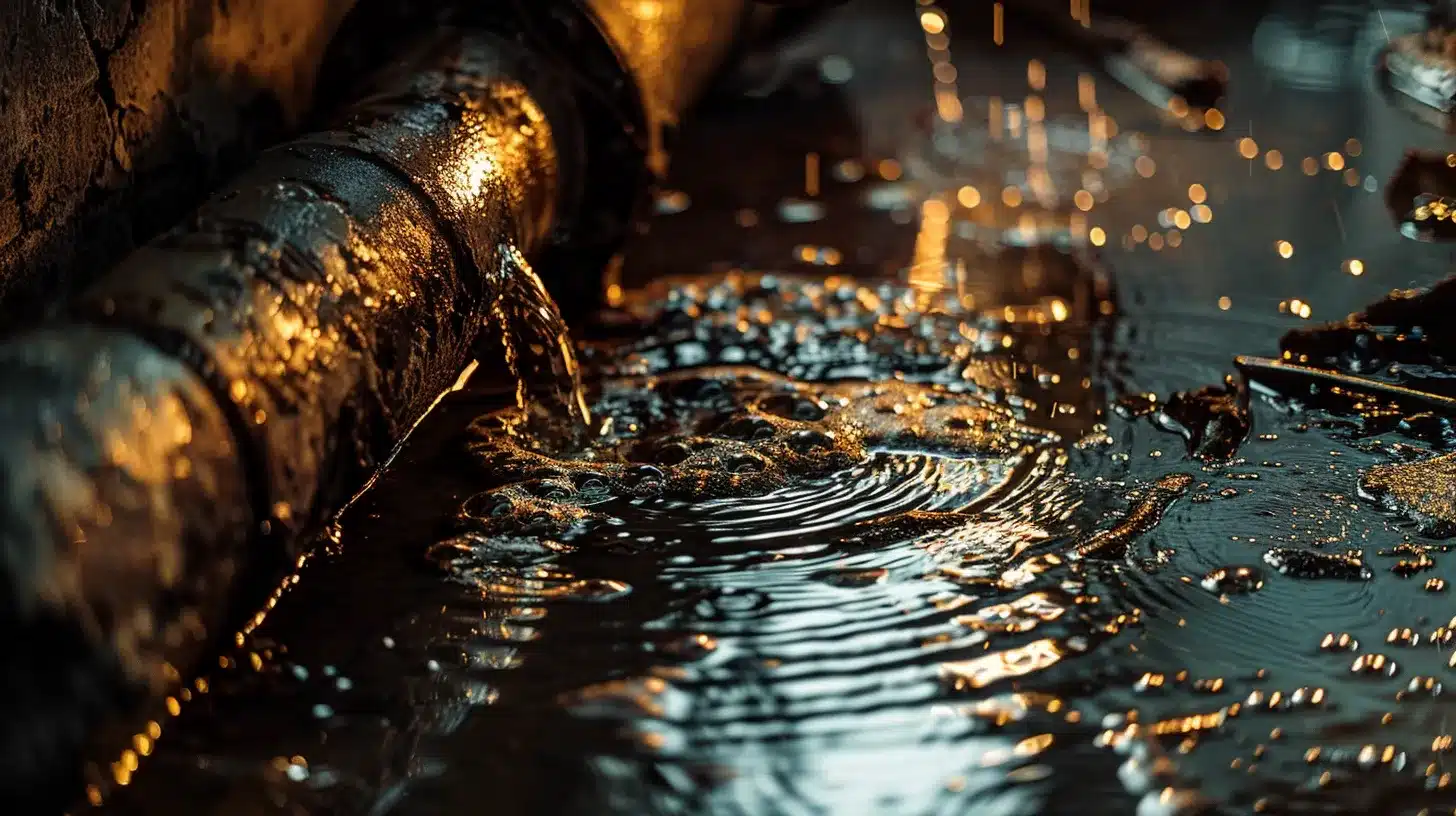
[1236,355,1456,414]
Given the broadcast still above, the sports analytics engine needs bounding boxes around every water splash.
[487,244,593,437]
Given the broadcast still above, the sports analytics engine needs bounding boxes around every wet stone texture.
[0,0,352,325]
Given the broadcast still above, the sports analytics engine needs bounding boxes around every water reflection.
[84,1,1456,814]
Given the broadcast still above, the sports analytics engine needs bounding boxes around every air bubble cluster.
[461,368,1055,537]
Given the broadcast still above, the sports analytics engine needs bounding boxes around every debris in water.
[1349,653,1399,678]
[1262,546,1372,581]
[1384,150,1456,231]
[1359,452,1456,536]
[1398,193,1456,242]
[1155,379,1251,461]
[465,370,1052,518]
[1200,565,1264,594]
[1074,473,1194,559]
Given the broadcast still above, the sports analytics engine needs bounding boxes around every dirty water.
[85,1,1456,815]
[90,255,1456,815]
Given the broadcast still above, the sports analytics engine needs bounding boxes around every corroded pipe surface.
[0,327,251,794]
[77,31,563,543]
[0,27,563,808]
[0,0,804,805]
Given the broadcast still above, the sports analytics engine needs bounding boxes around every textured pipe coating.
[77,30,560,544]
[0,328,250,801]
[0,29,559,807]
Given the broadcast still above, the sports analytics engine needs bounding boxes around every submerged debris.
[1200,565,1265,594]
[1155,379,1251,461]
[1279,274,1456,379]
[1074,473,1194,559]
[460,267,1099,540]
[1384,150,1456,235]
[1262,546,1372,581]
[463,369,1055,527]
[1360,453,1456,536]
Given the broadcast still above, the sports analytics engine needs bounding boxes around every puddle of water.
[82,2,1456,815]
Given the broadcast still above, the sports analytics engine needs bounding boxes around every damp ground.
[83,2,1456,815]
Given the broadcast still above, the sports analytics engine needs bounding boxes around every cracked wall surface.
[0,0,354,327]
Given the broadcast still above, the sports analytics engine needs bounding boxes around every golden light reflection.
[1345,259,1365,276]
[1284,298,1312,319]
[909,195,952,299]
[1077,73,1096,111]
[993,2,1004,44]
[936,88,964,123]
[1324,152,1345,171]
[1027,125,1050,167]
[1089,226,1106,246]
[1276,240,1293,259]
[957,185,982,208]
[1187,184,1206,203]
[1070,0,1090,25]
[1015,734,1055,756]
[1265,150,1283,170]
[1237,138,1258,159]
[1204,108,1225,130]
[1218,296,1231,310]
[941,638,1066,689]
[921,9,945,33]
[1025,95,1045,123]
[452,153,497,202]
[603,255,624,307]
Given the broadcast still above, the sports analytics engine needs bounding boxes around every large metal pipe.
[0,1,764,807]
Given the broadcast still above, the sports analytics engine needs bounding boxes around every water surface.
[91,2,1456,814]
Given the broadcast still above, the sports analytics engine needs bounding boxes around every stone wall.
[0,0,352,327]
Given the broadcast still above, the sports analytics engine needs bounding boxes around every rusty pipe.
[0,28,563,807]
[0,0,772,806]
